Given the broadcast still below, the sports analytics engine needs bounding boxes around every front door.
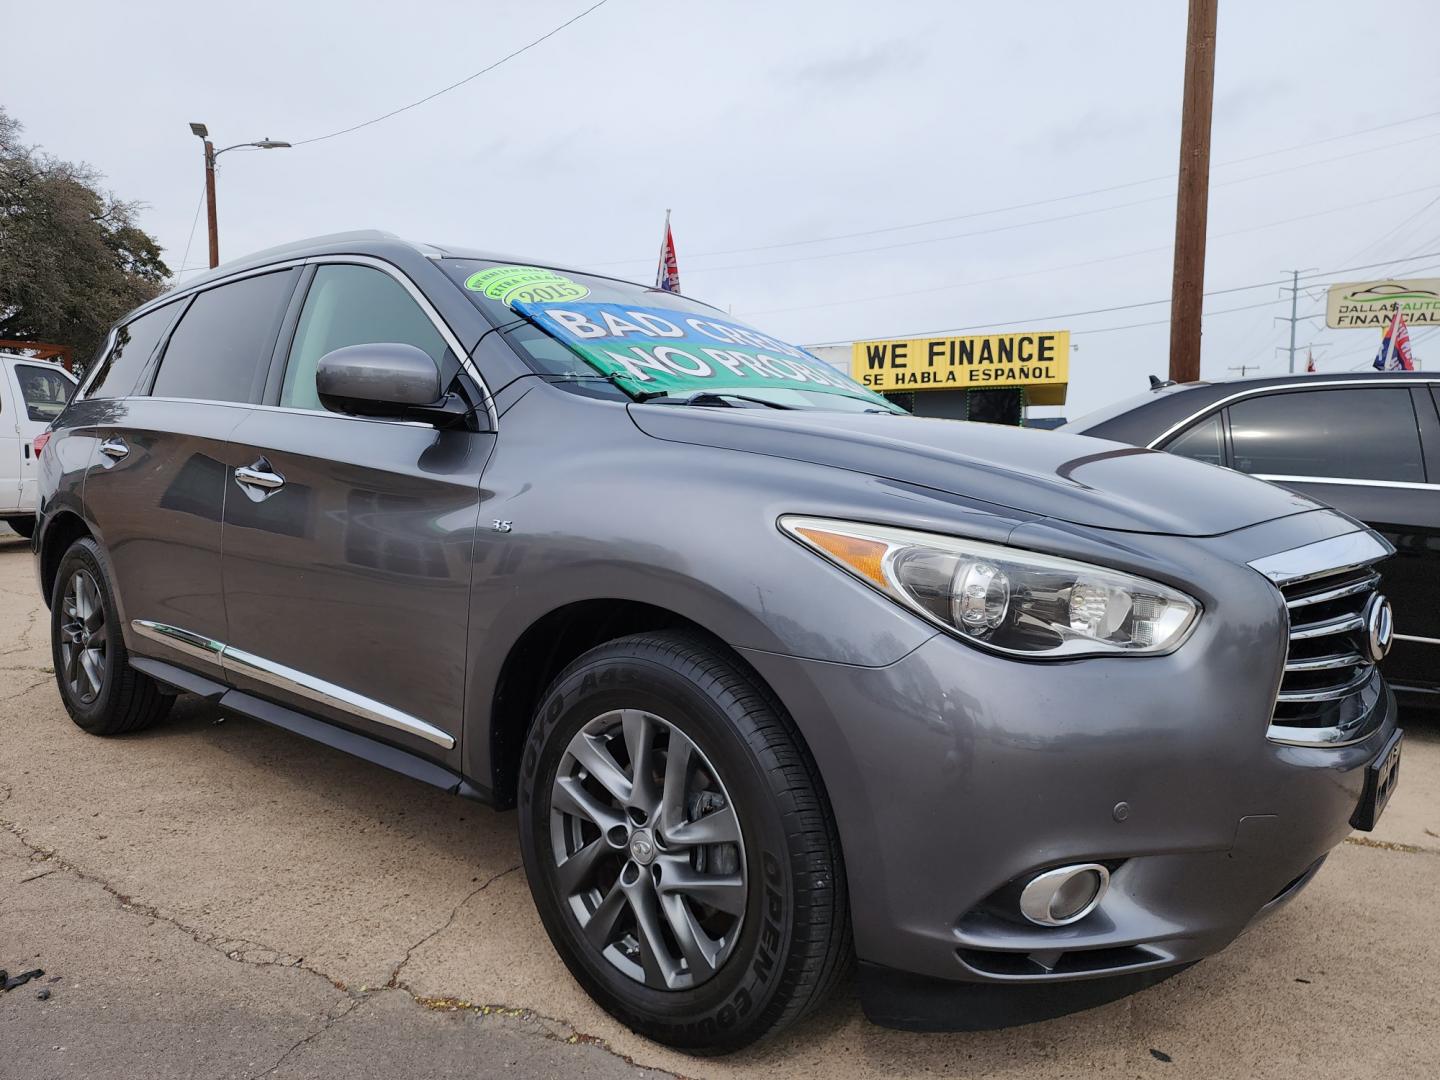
[219,262,493,760]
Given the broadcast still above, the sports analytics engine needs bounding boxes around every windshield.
[443,259,902,413]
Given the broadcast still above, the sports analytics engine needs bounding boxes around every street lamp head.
[189,122,209,139]
[255,139,291,150]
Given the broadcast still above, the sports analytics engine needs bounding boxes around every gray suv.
[34,232,1403,1051]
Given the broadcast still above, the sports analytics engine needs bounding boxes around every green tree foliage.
[0,107,170,368]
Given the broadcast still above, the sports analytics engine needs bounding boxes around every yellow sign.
[851,330,1070,405]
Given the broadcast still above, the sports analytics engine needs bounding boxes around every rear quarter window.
[85,302,183,399]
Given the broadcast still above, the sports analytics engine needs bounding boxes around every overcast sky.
[8,0,1440,416]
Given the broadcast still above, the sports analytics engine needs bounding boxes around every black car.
[1065,371,1438,706]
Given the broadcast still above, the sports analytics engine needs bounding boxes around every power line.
[292,0,613,146]
[636,174,1440,278]
[175,180,207,280]
[804,255,1440,347]
[584,111,1440,267]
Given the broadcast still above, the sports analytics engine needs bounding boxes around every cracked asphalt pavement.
[1,527,1437,1078]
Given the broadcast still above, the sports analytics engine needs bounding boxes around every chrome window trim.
[1146,378,1440,449]
[130,620,455,750]
[142,397,437,429]
[1254,474,1437,492]
[1246,530,1394,587]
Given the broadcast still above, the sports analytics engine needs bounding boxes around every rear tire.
[3,516,35,540]
[517,630,850,1053]
[50,537,172,735]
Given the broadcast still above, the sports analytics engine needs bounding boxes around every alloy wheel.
[549,709,747,991]
[60,568,107,705]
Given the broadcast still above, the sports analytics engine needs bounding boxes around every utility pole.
[1275,268,1320,372]
[1167,0,1219,384]
[1227,364,1260,377]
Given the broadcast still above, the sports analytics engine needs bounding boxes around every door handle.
[234,460,286,493]
[99,436,129,460]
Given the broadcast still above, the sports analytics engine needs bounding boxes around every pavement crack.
[384,863,521,990]
[245,995,364,1079]
[0,815,350,992]
[1344,834,1435,855]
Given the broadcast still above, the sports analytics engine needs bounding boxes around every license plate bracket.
[1350,728,1403,832]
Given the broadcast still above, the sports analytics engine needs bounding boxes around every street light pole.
[202,137,219,269]
[188,123,291,270]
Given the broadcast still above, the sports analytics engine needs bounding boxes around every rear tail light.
[33,432,52,457]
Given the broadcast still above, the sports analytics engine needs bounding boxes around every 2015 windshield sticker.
[464,266,590,307]
[511,300,889,404]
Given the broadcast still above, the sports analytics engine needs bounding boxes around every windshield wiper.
[631,389,797,410]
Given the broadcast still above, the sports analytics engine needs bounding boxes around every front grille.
[1272,565,1381,732]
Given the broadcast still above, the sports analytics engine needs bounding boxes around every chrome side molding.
[130,620,455,750]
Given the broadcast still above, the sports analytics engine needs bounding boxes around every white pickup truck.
[1,352,77,539]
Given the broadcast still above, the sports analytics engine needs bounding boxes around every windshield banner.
[511,300,888,403]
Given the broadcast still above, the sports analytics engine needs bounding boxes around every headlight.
[780,516,1200,658]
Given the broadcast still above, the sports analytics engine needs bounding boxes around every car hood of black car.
[628,405,1323,537]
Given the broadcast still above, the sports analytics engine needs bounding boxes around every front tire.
[517,631,850,1053]
[50,537,172,735]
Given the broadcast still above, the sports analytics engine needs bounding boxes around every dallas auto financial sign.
[1326,278,1440,329]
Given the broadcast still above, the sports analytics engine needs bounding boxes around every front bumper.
[739,626,1398,993]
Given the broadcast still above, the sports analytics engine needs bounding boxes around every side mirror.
[315,343,445,420]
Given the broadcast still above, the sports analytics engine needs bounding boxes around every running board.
[219,690,464,794]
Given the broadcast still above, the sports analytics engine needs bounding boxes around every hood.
[628,406,1322,536]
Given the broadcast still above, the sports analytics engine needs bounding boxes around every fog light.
[1018,863,1109,926]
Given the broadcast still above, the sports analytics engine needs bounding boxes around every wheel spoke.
[658,735,693,835]
[554,836,609,897]
[621,710,659,811]
[658,863,747,917]
[551,775,624,833]
[581,880,627,951]
[665,803,740,848]
[80,648,104,698]
[567,733,634,806]
[624,877,679,989]
[659,892,720,982]
[61,642,79,689]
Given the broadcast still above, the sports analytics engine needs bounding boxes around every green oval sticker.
[465,265,590,307]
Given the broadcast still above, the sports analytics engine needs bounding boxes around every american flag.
[1373,305,1416,371]
[655,210,680,294]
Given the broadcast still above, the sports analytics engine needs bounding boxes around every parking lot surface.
[1,528,1436,1078]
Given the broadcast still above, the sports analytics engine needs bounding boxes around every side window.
[14,364,76,422]
[1228,388,1424,483]
[151,271,296,403]
[86,302,182,399]
[1163,413,1225,466]
[280,264,449,411]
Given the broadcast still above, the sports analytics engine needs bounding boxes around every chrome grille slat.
[1284,572,1380,609]
[1288,612,1365,640]
[1275,666,1374,703]
[1284,651,1365,672]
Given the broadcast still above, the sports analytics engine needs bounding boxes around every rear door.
[1222,384,1440,694]
[5,361,77,512]
[219,259,493,760]
[81,269,299,671]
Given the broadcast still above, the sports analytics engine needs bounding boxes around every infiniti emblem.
[629,829,656,865]
[1365,594,1394,663]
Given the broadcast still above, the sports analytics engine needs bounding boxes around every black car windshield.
[443,259,902,413]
